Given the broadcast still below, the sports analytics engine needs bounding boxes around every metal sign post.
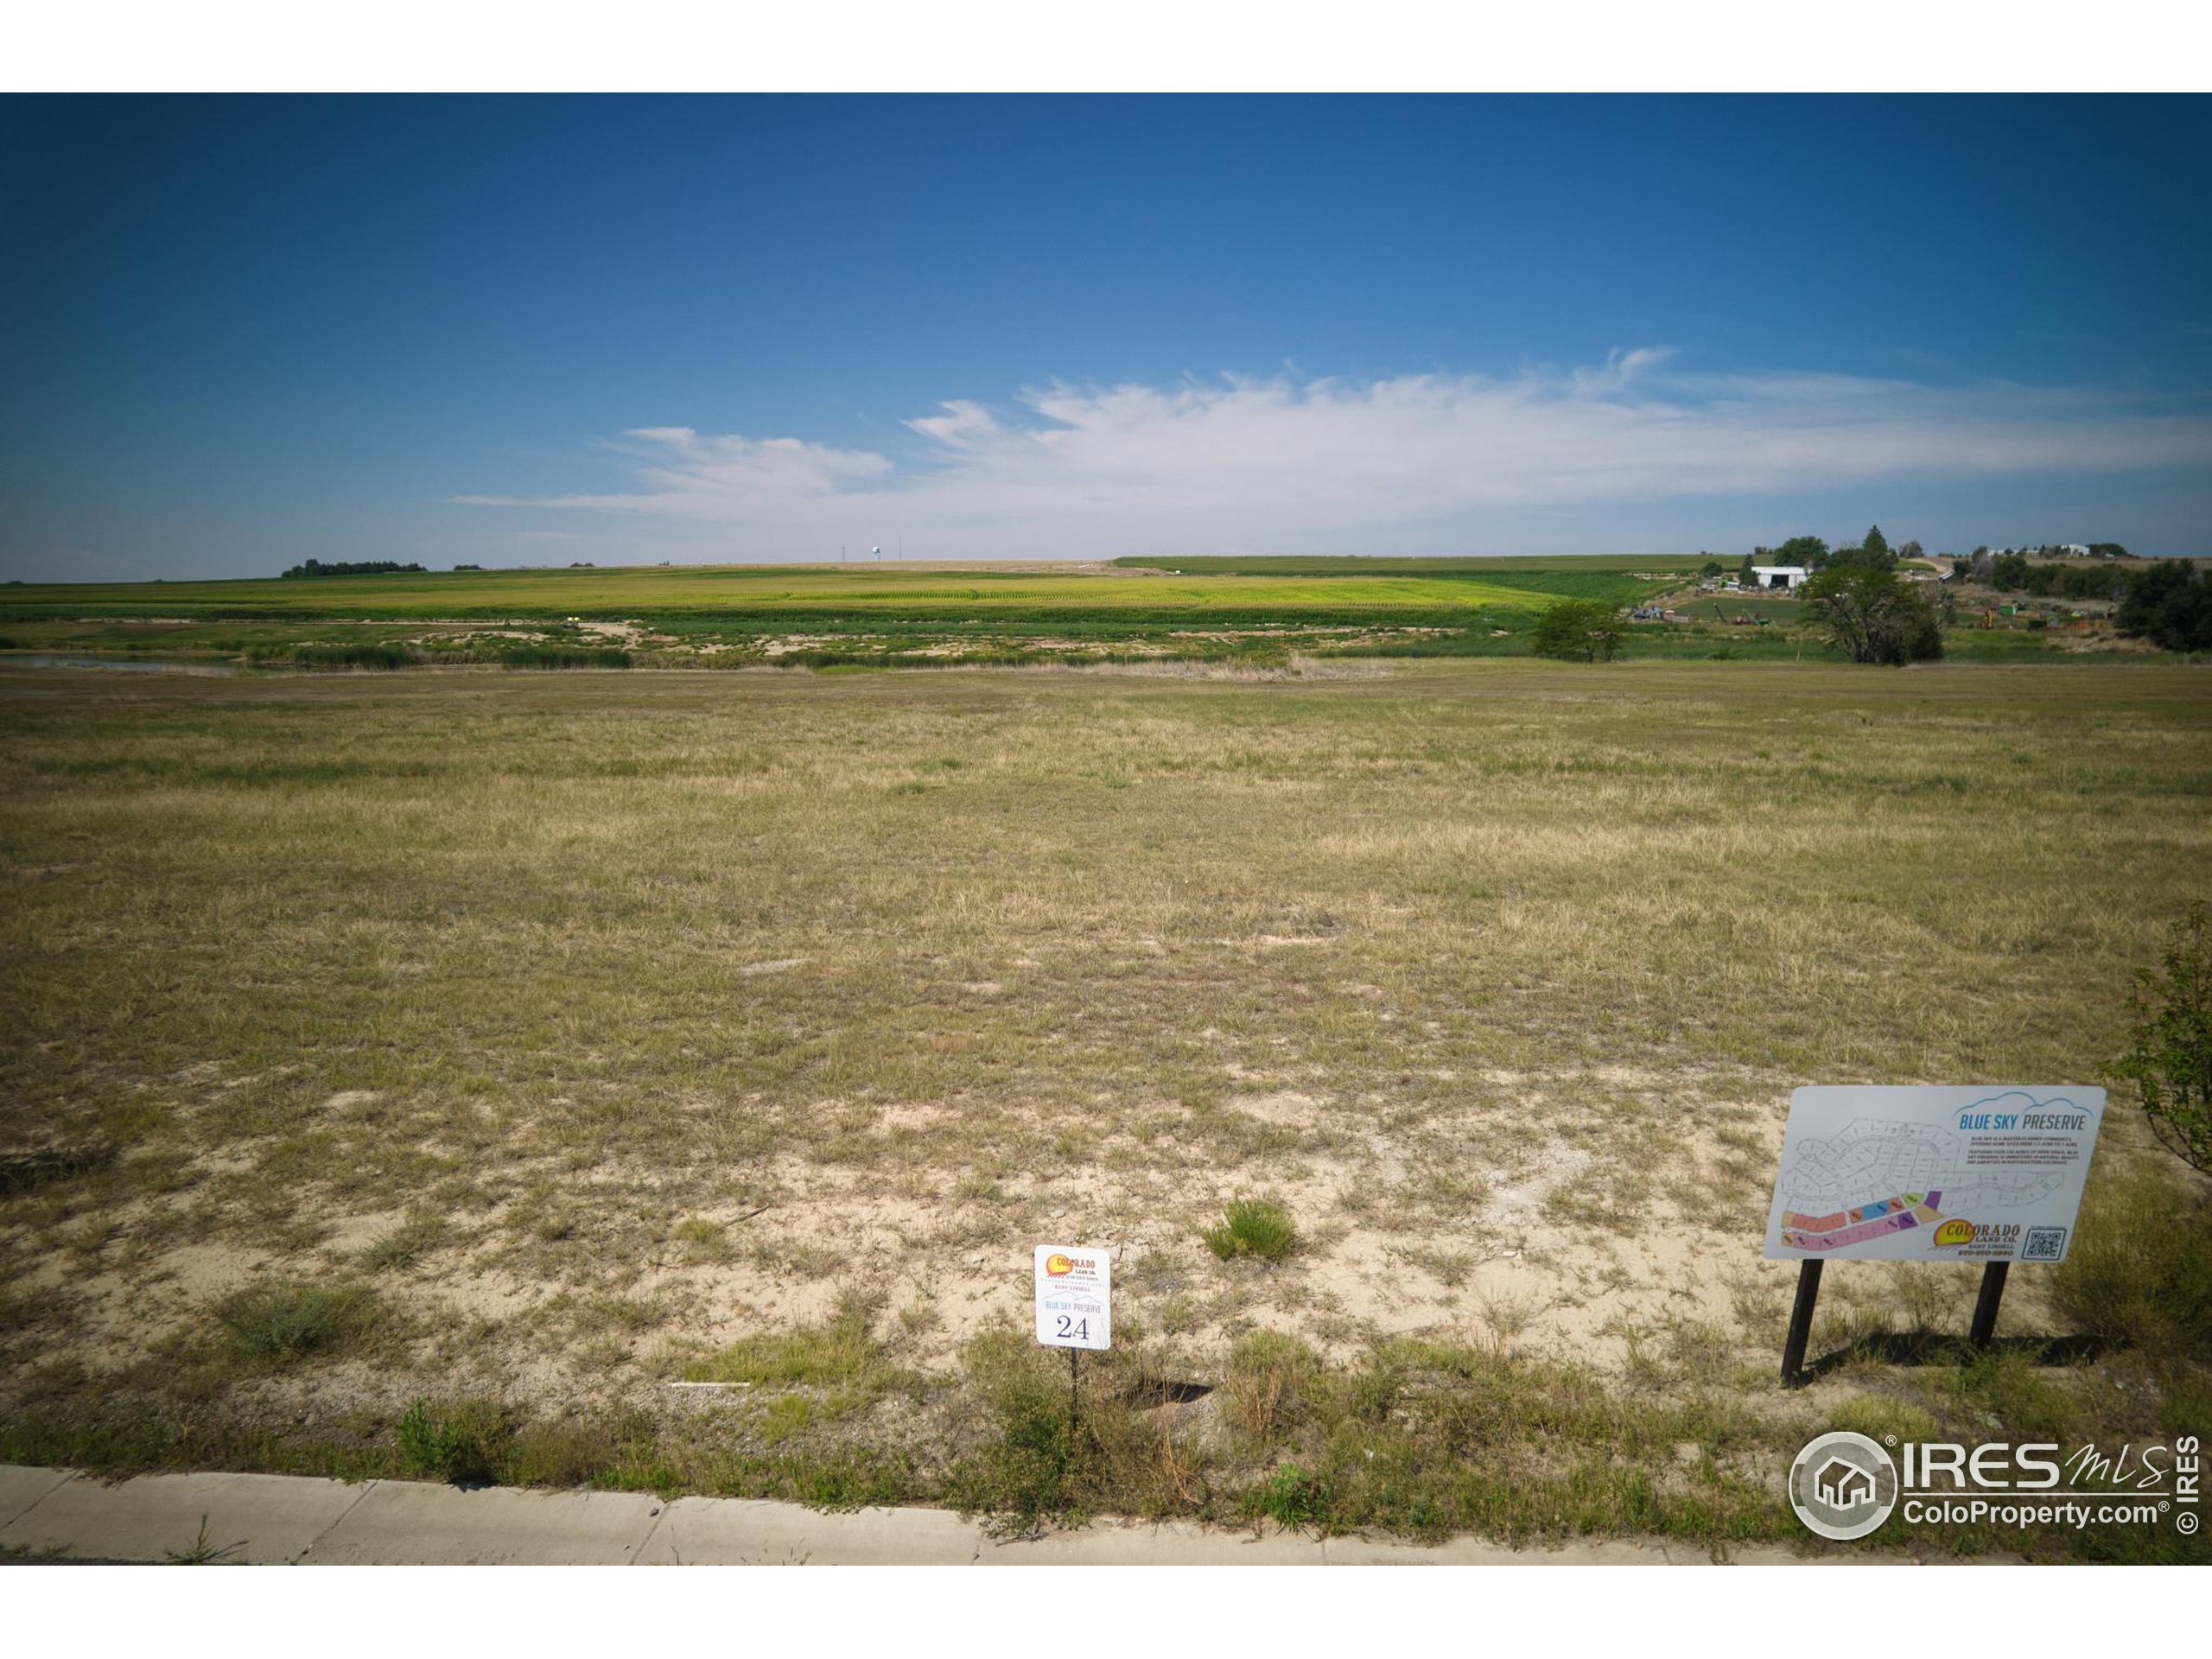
[1780,1260,1823,1387]
[1967,1262,2010,1349]
[1035,1244,1110,1429]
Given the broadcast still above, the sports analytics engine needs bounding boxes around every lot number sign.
[1033,1245,1111,1351]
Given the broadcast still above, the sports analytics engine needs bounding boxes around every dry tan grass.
[1,658,2207,1444]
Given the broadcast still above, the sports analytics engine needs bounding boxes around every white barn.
[1750,564,1810,590]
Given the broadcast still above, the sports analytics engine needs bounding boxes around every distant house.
[1749,564,1810,590]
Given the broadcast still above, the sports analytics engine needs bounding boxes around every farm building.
[1749,564,1810,590]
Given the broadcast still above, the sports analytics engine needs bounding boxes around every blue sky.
[3,93,2209,579]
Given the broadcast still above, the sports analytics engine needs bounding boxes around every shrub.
[2120,901,2212,1174]
[217,1281,375,1362]
[397,1396,512,1485]
[944,1330,1089,1535]
[1204,1198,1295,1262]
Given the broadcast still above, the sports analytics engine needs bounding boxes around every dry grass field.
[3,656,2209,1555]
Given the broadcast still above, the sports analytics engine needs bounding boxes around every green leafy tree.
[1529,598,1627,663]
[2120,902,2212,1175]
[1773,535,1828,569]
[1828,526,1897,574]
[1799,563,1942,664]
[1737,552,1756,585]
[2116,560,2212,653]
[1699,558,1723,578]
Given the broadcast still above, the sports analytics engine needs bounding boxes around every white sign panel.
[1033,1244,1111,1351]
[1764,1086,2104,1263]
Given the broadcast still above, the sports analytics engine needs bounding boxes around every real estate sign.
[1033,1244,1111,1351]
[1764,1086,2104,1264]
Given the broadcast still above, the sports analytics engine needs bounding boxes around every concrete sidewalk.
[0,1464,1825,1565]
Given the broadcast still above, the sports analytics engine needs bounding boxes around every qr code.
[2022,1227,2067,1262]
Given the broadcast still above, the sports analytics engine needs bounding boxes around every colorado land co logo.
[1789,1431,1900,1541]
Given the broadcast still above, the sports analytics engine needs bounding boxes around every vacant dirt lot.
[3,658,2207,1553]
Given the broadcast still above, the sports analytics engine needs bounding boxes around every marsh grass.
[499,645,631,670]
[278,643,413,670]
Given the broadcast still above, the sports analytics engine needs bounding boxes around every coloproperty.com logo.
[1789,1431,2202,1541]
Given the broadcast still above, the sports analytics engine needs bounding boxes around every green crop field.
[1,558,1661,623]
[0,554,2136,671]
[0,556,1673,672]
[3,655,2206,1558]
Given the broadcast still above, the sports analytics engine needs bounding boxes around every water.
[0,653,245,675]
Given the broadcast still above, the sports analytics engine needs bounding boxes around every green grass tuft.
[1205,1198,1296,1263]
[217,1281,376,1363]
[397,1396,512,1485]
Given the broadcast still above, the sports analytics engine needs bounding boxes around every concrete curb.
[0,1464,1843,1566]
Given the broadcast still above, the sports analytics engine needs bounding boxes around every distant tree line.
[1978,555,2127,598]
[1732,527,2205,656]
[1749,526,1923,573]
[2115,561,2212,653]
[1959,550,2209,650]
[279,559,428,579]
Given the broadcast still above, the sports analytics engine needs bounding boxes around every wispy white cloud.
[455,358,2212,556]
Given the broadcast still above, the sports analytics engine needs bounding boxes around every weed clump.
[944,1329,1090,1535]
[218,1281,376,1363]
[1241,1462,1328,1530]
[1205,1198,1295,1263]
[397,1396,512,1485]
[1224,1331,1321,1445]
